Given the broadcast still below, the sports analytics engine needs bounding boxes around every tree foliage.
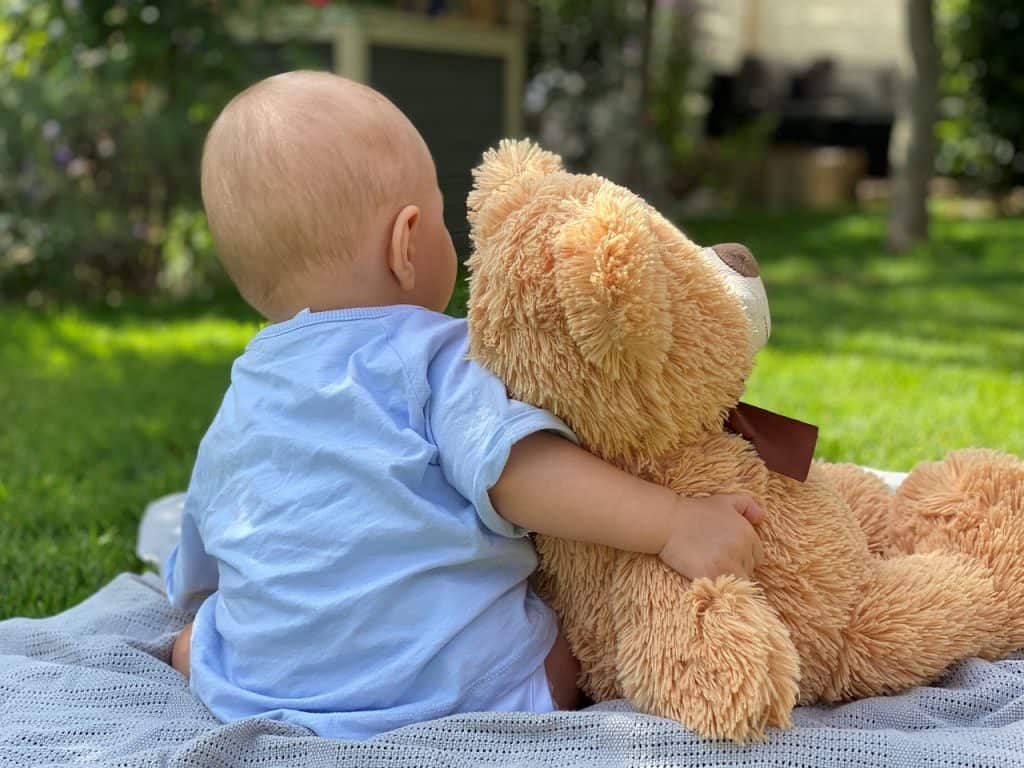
[4,0,1020,303]
[525,0,696,200]
[937,0,1024,187]
[0,0,318,303]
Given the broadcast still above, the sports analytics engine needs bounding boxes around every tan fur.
[466,139,1024,741]
[814,462,897,555]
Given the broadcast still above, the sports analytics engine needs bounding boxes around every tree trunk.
[623,0,657,191]
[887,0,939,252]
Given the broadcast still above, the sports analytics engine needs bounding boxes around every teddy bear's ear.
[467,139,563,229]
[554,185,674,381]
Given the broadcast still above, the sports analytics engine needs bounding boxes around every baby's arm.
[490,432,764,580]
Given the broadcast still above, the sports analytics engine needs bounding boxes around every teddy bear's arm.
[611,555,799,742]
[598,433,804,740]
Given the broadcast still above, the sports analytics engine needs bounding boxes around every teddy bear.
[463,139,1024,741]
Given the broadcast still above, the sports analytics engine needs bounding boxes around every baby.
[165,70,765,740]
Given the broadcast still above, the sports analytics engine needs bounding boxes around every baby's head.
[202,71,456,320]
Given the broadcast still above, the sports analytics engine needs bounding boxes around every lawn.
[1,208,1022,619]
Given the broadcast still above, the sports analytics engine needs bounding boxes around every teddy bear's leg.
[814,462,896,555]
[612,554,800,742]
[823,551,1007,701]
[887,449,1024,654]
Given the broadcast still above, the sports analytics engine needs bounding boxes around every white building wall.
[699,0,905,73]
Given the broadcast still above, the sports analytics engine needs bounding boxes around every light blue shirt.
[165,305,576,740]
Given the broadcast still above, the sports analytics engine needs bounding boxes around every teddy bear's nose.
[711,243,760,278]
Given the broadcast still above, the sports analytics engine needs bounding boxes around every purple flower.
[53,144,72,166]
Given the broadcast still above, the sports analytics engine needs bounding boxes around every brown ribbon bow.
[726,402,819,482]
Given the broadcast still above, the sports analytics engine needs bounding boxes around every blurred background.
[3,0,1024,301]
[1,0,1022,617]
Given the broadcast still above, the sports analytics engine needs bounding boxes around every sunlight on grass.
[747,349,1023,469]
[3,311,258,373]
[0,303,259,618]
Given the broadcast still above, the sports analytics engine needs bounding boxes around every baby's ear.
[554,184,674,382]
[467,139,563,233]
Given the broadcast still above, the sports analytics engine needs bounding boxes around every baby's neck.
[266,264,409,323]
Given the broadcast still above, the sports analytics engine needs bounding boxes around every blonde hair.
[201,71,424,317]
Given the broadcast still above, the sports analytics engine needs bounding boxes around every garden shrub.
[0,0,322,304]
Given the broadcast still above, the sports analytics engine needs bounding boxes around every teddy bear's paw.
[891,451,1024,632]
[616,574,799,742]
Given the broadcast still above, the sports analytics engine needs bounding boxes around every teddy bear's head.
[466,139,771,465]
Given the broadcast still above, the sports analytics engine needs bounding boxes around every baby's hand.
[658,493,765,580]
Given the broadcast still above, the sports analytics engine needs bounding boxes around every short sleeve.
[425,333,577,537]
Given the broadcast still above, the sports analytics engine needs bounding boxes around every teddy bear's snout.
[699,243,771,352]
[711,243,760,278]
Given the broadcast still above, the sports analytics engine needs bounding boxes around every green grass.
[684,209,1024,468]
[0,298,262,618]
[2,209,1022,619]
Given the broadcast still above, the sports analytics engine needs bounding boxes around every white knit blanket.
[2,571,1023,767]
